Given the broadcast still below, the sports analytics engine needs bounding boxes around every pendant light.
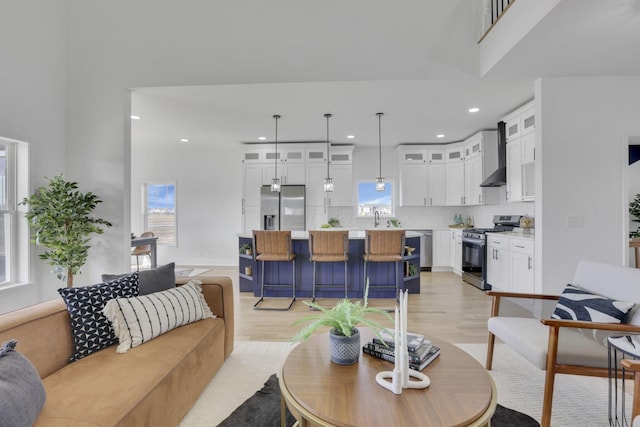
[270,114,281,192]
[376,112,385,192]
[323,113,334,192]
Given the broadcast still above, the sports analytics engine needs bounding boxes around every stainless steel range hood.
[480,121,507,187]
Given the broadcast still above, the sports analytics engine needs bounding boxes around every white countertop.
[238,230,423,239]
[486,231,535,239]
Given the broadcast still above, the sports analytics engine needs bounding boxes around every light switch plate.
[566,216,584,227]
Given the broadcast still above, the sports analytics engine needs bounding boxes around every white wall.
[0,1,68,312]
[131,142,242,267]
[535,76,640,293]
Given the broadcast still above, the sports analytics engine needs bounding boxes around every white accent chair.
[486,260,640,427]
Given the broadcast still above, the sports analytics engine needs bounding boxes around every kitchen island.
[238,230,421,298]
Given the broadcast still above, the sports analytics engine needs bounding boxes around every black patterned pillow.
[58,272,139,361]
[551,284,635,323]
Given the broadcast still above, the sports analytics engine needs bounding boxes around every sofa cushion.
[0,340,46,427]
[36,317,225,427]
[102,262,175,296]
[103,280,214,353]
[551,284,635,323]
[58,273,139,361]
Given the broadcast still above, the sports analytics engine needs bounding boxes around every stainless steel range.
[461,215,522,290]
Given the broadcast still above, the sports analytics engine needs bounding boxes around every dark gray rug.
[217,374,539,427]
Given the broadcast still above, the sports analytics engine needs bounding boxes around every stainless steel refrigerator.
[260,185,306,231]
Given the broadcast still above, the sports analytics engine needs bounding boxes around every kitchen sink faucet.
[374,210,380,228]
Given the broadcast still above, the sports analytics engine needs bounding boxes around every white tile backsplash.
[328,199,534,230]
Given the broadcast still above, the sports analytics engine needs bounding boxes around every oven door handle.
[462,236,485,246]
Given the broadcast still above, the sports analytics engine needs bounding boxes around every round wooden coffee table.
[279,328,496,427]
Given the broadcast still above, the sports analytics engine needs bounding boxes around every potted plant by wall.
[21,174,112,287]
[239,243,252,255]
[292,282,392,364]
[630,193,640,239]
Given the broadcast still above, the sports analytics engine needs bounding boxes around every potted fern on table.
[292,282,392,365]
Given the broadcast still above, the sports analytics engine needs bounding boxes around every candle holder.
[375,290,430,394]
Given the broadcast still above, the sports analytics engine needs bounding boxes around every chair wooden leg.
[486,332,495,370]
[486,294,500,370]
[633,371,640,421]
[542,325,560,427]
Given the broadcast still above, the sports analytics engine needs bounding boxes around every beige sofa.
[0,276,234,427]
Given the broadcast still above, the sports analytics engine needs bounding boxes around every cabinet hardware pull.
[430,197,433,205]
[528,256,532,270]
[424,197,426,205]
[515,245,525,248]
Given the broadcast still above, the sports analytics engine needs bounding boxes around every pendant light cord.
[377,112,383,178]
[273,114,280,180]
[325,113,332,179]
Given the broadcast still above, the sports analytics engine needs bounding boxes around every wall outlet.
[566,216,584,227]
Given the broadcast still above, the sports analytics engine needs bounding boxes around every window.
[0,137,29,287]
[143,183,176,245]
[357,180,393,217]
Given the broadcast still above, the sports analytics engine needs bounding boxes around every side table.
[607,335,640,426]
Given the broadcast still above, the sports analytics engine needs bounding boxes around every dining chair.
[131,231,154,270]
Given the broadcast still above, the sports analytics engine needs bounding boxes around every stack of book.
[363,328,441,371]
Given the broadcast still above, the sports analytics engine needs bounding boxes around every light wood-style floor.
[198,266,493,344]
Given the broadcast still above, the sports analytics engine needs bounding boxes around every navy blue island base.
[238,231,421,299]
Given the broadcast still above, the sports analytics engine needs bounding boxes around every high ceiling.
[130,0,640,149]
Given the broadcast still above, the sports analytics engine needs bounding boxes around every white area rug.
[179,341,298,427]
[457,343,630,427]
[179,341,629,427]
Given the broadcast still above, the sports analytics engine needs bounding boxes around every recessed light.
[130,115,141,120]
[436,134,445,138]
[258,136,267,140]
[180,138,189,143]
[468,107,480,113]
[347,135,355,139]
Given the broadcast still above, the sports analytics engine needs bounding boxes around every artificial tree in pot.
[292,282,392,365]
[21,174,112,287]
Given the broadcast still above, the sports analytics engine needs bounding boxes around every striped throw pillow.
[103,280,214,353]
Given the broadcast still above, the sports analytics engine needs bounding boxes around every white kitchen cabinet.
[486,233,534,293]
[280,148,306,163]
[453,230,462,275]
[428,150,445,164]
[262,162,306,185]
[486,234,509,291]
[326,164,353,207]
[521,132,535,164]
[398,147,448,206]
[506,139,522,202]
[306,147,327,163]
[503,100,535,203]
[432,230,451,269]
[464,155,484,206]
[243,206,260,234]
[427,163,446,206]
[306,163,328,207]
[509,238,534,294]
[399,163,428,206]
[241,148,265,163]
[329,148,353,164]
[242,163,264,233]
[446,161,465,206]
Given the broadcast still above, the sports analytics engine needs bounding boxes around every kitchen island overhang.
[238,230,422,298]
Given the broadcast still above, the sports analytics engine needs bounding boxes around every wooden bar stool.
[308,230,349,307]
[252,230,296,310]
[363,229,406,301]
